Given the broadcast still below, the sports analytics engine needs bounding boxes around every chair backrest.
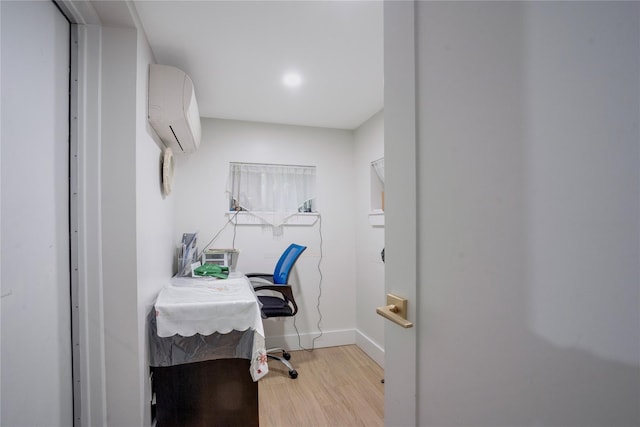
[273,244,307,284]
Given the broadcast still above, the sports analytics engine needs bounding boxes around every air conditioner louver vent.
[148,64,201,153]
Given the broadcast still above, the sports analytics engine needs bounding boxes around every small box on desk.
[202,249,239,271]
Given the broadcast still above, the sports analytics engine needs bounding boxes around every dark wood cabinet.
[152,358,258,427]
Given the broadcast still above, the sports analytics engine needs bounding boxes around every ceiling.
[133,1,383,130]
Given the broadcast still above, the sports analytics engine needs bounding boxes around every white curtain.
[372,157,385,183]
[226,162,316,227]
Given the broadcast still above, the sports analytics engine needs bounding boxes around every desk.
[149,273,267,426]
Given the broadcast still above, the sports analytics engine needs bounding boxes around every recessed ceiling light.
[282,72,303,88]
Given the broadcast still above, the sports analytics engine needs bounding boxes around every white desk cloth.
[151,273,268,381]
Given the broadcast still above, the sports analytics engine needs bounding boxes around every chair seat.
[258,295,294,317]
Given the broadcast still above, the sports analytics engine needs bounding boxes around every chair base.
[267,348,298,379]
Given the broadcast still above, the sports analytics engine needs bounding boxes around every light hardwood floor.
[258,345,384,427]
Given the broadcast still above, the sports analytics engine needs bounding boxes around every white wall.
[413,2,639,425]
[135,24,176,427]
[354,111,385,365]
[100,25,144,427]
[174,118,358,349]
[99,11,176,426]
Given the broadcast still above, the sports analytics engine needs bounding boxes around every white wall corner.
[356,330,385,368]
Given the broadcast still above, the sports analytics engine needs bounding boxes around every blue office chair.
[246,243,307,379]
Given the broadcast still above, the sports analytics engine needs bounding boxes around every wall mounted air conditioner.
[148,64,202,153]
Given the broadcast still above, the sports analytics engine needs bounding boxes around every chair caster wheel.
[283,351,291,360]
[289,369,298,379]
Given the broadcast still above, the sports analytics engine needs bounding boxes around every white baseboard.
[355,330,385,368]
[265,328,356,351]
[264,328,385,369]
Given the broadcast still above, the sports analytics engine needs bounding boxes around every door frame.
[55,2,106,426]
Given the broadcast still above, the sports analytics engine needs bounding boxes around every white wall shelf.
[226,211,319,226]
[368,210,385,227]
